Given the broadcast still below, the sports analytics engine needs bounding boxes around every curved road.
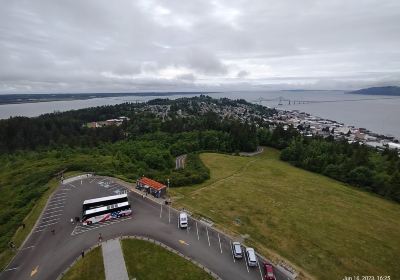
[1,176,288,280]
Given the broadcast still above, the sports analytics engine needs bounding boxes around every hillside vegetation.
[171,148,400,279]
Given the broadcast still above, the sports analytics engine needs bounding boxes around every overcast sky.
[1,0,400,93]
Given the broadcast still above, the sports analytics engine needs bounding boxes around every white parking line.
[46,205,64,211]
[80,180,82,185]
[244,254,249,272]
[72,217,132,235]
[206,227,211,247]
[50,198,66,203]
[160,204,163,218]
[196,221,199,240]
[36,221,58,229]
[44,209,63,215]
[257,261,264,280]
[20,245,35,250]
[41,213,62,220]
[53,194,67,198]
[47,201,65,207]
[168,207,171,223]
[229,240,235,263]
[38,218,59,226]
[4,267,18,271]
[218,233,223,254]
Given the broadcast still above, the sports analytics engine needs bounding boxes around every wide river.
[0,91,399,139]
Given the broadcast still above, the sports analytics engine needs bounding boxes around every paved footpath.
[102,239,129,280]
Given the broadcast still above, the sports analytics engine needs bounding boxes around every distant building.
[136,177,167,198]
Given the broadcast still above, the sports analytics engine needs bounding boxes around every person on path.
[81,250,85,258]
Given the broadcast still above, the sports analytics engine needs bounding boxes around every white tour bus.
[82,194,128,212]
[82,201,132,225]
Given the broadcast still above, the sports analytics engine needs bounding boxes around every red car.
[263,262,276,280]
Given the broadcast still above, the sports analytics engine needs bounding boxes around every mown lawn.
[61,246,105,280]
[170,148,400,280]
[121,239,214,280]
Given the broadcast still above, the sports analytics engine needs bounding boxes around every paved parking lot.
[1,175,288,280]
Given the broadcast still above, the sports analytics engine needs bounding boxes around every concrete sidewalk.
[102,239,129,280]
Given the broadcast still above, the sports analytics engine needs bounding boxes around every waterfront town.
[86,98,400,153]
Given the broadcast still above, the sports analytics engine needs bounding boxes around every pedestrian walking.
[81,250,85,258]
[98,233,102,243]
[70,218,74,225]
[21,223,25,229]
[51,229,55,235]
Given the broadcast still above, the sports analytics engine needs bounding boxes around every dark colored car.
[263,262,276,280]
[231,241,243,259]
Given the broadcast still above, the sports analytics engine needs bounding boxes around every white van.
[179,212,188,229]
[245,247,257,267]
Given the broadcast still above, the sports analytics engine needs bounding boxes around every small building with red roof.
[136,177,167,198]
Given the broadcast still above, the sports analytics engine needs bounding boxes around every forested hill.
[349,86,400,96]
[0,95,275,153]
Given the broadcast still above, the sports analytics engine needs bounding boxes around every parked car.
[263,261,276,280]
[178,212,188,229]
[245,247,257,267]
[231,242,243,259]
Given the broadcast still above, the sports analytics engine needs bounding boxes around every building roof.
[139,177,166,191]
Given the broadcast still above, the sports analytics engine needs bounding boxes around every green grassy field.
[121,239,214,280]
[61,246,105,280]
[170,148,400,279]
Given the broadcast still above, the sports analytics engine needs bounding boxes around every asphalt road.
[1,176,288,280]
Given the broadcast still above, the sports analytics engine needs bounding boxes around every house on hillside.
[136,177,167,198]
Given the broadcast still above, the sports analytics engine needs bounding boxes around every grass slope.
[121,239,213,280]
[61,246,105,280]
[170,148,400,279]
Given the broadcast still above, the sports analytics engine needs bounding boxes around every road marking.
[195,221,199,240]
[229,240,235,263]
[4,267,18,271]
[71,217,132,236]
[37,219,59,227]
[206,227,211,247]
[244,254,249,272]
[46,205,64,211]
[68,183,77,189]
[43,209,63,215]
[33,229,46,233]
[160,204,163,218]
[47,201,65,207]
[257,261,264,280]
[178,240,189,246]
[20,245,35,250]
[218,233,223,254]
[50,198,66,203]
[168,206,171,223]
[30,265,39,277]
[41,214,62,220]
[53,194,67,198]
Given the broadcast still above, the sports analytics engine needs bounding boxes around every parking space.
[155,204,265,280]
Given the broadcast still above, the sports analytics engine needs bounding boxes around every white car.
[178,212,188,229]
[245,247,257,267]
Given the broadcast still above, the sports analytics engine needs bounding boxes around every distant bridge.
[253,96,400,106]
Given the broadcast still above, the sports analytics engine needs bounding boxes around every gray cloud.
[0,0,399,93]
